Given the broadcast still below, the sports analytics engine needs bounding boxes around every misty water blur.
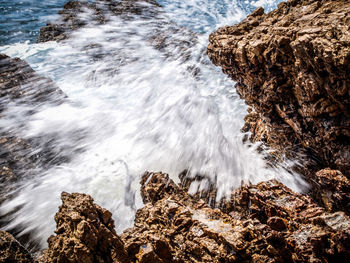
[0,0,305,248]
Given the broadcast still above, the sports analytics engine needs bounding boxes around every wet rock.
[37,0,163,43]
[122,172,350,262]
[0,53,66,187]
[0,53,67,249]
[311,168,350,215]
[207,0,350,177]
[37,1,106,43]
[37,172,350,262]
[0,53,64,193]
[38,192,130,263]
[0,230,34,263]
[0,53,65,110]
[37,0,198,65]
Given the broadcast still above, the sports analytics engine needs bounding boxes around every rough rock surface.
[0,230,34,263]
[311,168,350,215]
[39,172,350,262]
[207,0,350,176]
[38,192,130,263]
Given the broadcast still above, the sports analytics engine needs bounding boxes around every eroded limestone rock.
[207,0,350,177]
[124,172,350,262]
[0,230,33,263]
[39,172,350,262]
[38,192,130,263]
[311,168,350,215]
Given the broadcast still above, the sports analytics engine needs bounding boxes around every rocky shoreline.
[2,172,350,262]
[1,0,350,262]
[207,0,350,213]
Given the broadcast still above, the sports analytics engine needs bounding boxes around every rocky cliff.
[207,0,350,177]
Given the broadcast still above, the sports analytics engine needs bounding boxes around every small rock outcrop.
[207,0,350,177]
[311,168,350,214]
[38,192,130,263]
[38,172,350,262]
[0,230,34,263]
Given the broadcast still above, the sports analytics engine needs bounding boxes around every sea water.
[0,0,305,249]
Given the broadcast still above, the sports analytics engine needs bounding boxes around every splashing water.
[0,0,306,249]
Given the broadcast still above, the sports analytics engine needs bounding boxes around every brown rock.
[37,172,350,262]
[38,192,130,263]
[207,0,350,178]
[311,168,350,215]
[267,216,288,231]
[121,172,350,262]
[0,230,33,263]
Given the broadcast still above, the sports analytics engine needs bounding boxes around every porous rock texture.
[37,192,130,263]
[311,168,350,214]
[207,0,350,177]
[0,230,34,263]
[39,172,350,262]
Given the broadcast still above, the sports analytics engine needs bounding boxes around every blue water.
[0,0,70,45]
[0,0,284,45]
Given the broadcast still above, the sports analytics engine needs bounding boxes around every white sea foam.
[0,0,307,248]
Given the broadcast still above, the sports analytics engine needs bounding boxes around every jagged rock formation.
[311,168,350,214]
[207,0,350,177]
[0,231,34,263]
[37,192,130,263]
[38,172,350,262]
